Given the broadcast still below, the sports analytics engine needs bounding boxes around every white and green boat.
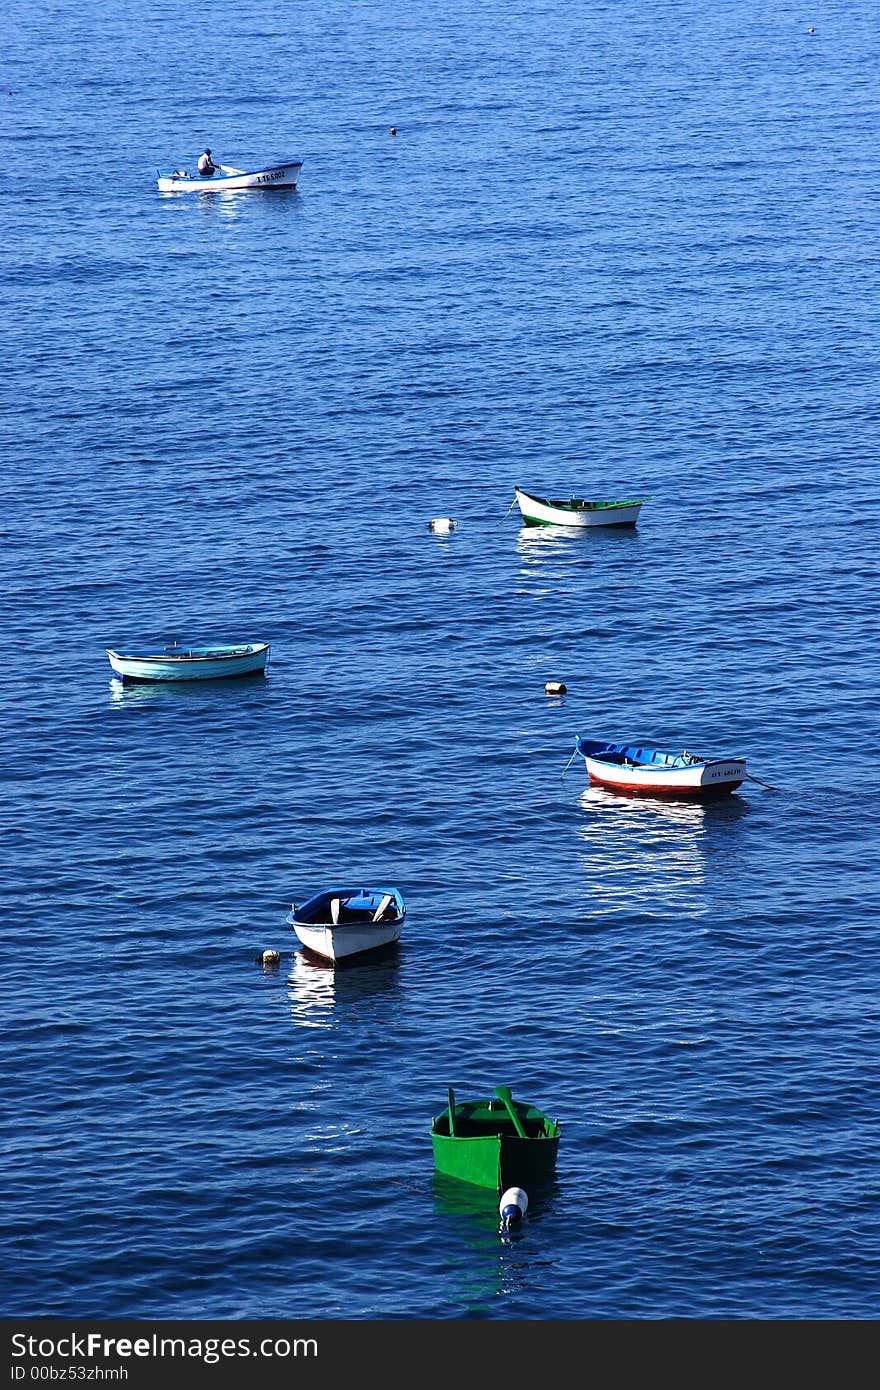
[514,486,651,528]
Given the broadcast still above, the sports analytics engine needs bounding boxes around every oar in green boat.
[447,1086,456,1137]
[494,1085,528,1139]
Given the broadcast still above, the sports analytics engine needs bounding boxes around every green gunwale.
[566,497,647,510]
[520,491,650,512]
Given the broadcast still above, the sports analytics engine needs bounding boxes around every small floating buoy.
[545,680,567,696]
[499,1187,528,1230]
[807,27,815,34]
[428,517,457,533]
[256,949,281,966]
[389,126,397,135]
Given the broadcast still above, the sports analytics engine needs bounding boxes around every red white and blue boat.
[156,159,303,192]
[575,737,746,799]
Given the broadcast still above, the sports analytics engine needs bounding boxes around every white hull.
[292,919,402,963]
[584,756,746,796]
[157,161,302,192]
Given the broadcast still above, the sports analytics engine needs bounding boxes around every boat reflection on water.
[430,1172,561,1303]
[196,186,300,220]
[286,946,403,1028]
[432,1170,560,1224]
[576,785,748,914]
[108,670,269,705]
[515,524,643,605]
[580,783,748,824]
[516,522,642,561]
[431,1171,499,1227]
[287,952,336,1027]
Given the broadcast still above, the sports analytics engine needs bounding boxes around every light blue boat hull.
[107,643,270,683]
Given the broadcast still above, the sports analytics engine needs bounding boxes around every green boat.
[430,1085,561,1191]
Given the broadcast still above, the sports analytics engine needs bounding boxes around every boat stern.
[698,758,747,793]
[430,1092,560,1190]
[430,1129,502,1190]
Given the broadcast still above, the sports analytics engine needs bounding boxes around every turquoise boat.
[431,1086,561,1191]
[107,642,270,683]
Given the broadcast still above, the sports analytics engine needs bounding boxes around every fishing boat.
[156,160,303,192]
[286,886,405,964]
[107,642,270,683]
[575,737,746,798]
[514,486,650,528]
[430,1086,561,1191]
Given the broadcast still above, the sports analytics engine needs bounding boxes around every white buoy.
[499,1186,528,1229]
[257,949,281,966]
[428,517,457,533]
[545,680,567,695]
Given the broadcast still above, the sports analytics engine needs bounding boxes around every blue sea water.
[2,0,880,1322]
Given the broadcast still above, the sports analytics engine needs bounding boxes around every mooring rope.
[560,745,580,779]
[746,771,780,791]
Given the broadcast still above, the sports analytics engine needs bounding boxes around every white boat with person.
[156,159,303,192]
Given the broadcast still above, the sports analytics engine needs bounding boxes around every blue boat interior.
[576,739,706,769]
[289,887,404,926]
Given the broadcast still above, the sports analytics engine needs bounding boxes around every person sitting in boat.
[197,148,217,178]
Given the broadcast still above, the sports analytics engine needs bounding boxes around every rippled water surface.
[3,0,880,1320]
